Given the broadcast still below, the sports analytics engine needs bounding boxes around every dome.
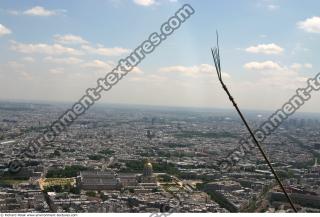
[146,162,153,168]
[143,161,153,177]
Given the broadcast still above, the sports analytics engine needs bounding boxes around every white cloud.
[20,71,33,80]
[8,7,65,16]
[242,60,306,92]
[7,61,24,71]
[243,61,309,89]
[23,6,57,16]
[49,68,65,75]
[267,4,279,10]
[54,34,88,45]
[159,64,212,76]
[245,43,283,55]
[7,10,19,15]
[133,0,156,6]
[304,63,313,69]
[159,64,230,79]
[255,68,307,90]
[4,61,33,80]
[131,67,144,74]
[130,74,167,82]
[0,24,11,36]
[82,60,114,71]
[244,61,282,71]
[82,44,130,56]
[221,72,231,79]
[297,16,320,33]
[21,57,35,62]
[133,0,177,7]
[291,63,313,71]
[11,41,84,56]
[290,63,302,71]
[44,56,83,65]
[257,1,280,12]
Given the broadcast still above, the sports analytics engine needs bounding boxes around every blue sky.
[0,0,320,112]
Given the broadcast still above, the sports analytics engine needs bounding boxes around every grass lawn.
[0,179,28,185]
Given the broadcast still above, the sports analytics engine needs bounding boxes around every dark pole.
[211,32,297,213]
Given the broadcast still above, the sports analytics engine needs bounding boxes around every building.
[78,160,158,191]
[118,173,138,187]
[77,170,121,190]
[140,161,157,183]
[204,180,242,192]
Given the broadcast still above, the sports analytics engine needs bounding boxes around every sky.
[0,0,320,112]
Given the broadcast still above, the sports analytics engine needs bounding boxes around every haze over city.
[1,0,320,112]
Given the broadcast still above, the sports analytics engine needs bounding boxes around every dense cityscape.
[1,0,320,216]
[0,101,319,213]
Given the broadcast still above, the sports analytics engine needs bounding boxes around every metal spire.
[211,31,297,213]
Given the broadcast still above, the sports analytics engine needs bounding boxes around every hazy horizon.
[1,0,320,112]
